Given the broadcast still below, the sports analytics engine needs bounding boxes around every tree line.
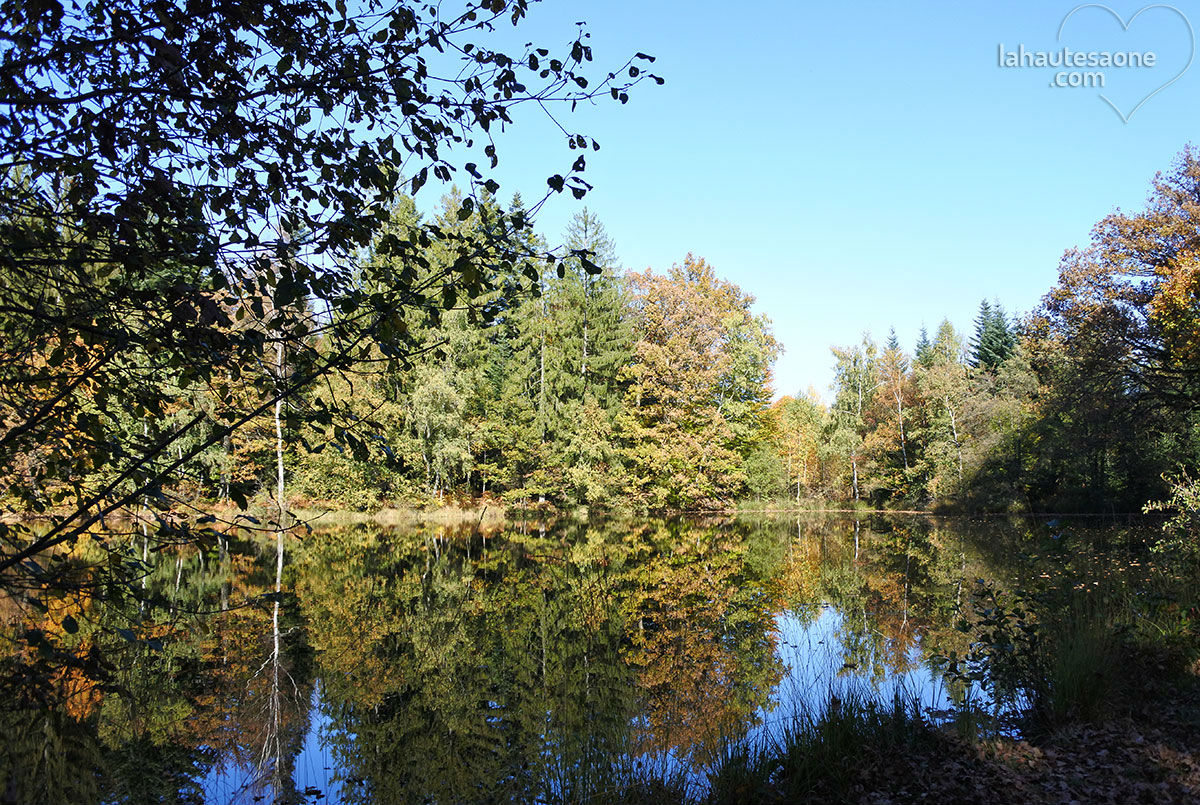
[8,149,1200,516]
[221,147,1200,514]
[766,148,1200,513]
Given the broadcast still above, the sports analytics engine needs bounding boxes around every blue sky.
[422,0,1200,399]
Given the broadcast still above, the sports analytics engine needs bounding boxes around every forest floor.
[846,668,1200,804]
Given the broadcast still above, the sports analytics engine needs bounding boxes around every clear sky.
[422,0,1200,399]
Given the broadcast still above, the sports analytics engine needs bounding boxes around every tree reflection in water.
[1,514,1015,803]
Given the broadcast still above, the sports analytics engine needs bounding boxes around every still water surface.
[5,513,1119,803]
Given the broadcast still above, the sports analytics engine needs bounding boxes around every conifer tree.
[915,326,934,368]
[556,209,633,412]
[970,299,1016,371]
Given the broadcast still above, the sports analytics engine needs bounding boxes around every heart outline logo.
[1057,3,1195,122]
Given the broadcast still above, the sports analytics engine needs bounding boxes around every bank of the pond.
[3,494,1156,531]
[832,676,1200,805]
[0,500,513,529]
[285,503,508,528]
[812,708,1200,805]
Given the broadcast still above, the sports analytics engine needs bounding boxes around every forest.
[8,153,1198,519]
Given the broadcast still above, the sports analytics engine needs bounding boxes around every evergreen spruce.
[914,326,933,368]
[970,298,1016,371]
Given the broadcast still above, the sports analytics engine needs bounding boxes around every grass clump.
[946,526,1200,739]
[703,692,934,805]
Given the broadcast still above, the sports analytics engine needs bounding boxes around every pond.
[0,513,1161,803]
